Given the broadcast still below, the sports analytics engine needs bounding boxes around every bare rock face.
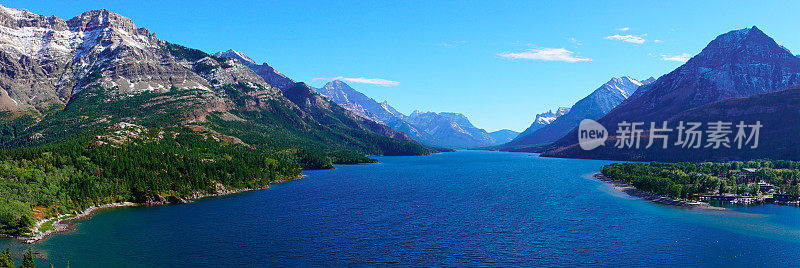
[311,79,502,148]
[0,5,292,126]
[0,5,213,112]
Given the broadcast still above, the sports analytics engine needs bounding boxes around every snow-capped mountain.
[212,49,296,91]
[313,80,430,141]
[315,80,385,123]
[0,6,228,112]
[405,111,497,148]
[312,79,499,148]
[515,107,571,138]
[503,76,651,151]
[212,49,256,64]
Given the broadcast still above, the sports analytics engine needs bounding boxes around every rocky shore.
[21,175,306,244]
[593,173,724,210]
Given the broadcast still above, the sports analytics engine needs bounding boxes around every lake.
[3,150,800,266]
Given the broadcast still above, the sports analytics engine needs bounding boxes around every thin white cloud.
[325,76,400,87]
[617,27,630,31]
[497,47,592,62]
[654,39,664,43]
[661,53,692,62]
[605,34,646,44]
[569,37,582,46]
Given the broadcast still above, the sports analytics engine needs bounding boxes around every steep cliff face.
[0,6,222,113]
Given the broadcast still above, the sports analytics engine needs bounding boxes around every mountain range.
[0,3,795,167]
[310,78,511,148]
[502,76,653,152]
[404,110,499,148]
[0,5,432,165]
[542,26,800,161]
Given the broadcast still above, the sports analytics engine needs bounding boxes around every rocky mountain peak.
[215,49,295,90]
[692,26,792,66]
[0,4,64,29]
[323,80,353,90]
[67,9,140,34]
[532,107,568,125]
[601,76,643,98]
[570,26,800,143]
[212,49,257,65]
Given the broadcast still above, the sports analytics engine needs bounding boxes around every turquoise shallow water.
[2,150,800,266]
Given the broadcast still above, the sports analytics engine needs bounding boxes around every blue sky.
[8,0,800,132]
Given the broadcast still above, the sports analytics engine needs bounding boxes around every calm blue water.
[3,151,800,266]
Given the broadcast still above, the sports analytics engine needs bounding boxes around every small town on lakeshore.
[601,160,800,208]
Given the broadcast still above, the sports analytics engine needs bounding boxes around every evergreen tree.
[0,248,14,268]
[20,248,33,268]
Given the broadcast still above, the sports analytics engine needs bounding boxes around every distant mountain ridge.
[502,76,652,152]
[312,80,432,143]
[405,111,497,148]
[312,80,501,148]
[488,129,520,144]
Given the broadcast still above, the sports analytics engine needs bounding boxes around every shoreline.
[593,173,725,211]
[20,174,306,244]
